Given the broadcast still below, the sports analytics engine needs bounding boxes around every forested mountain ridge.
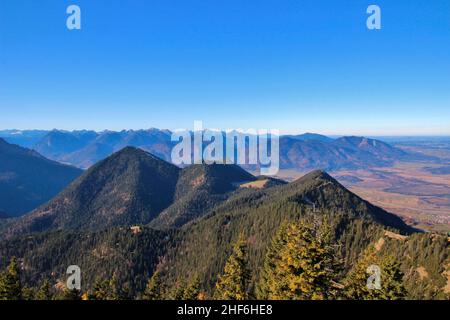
[160,170,420,294]
[1,162,447,299]
[2,148,270,237]
[1,147,180,237]
[150,163,256,229]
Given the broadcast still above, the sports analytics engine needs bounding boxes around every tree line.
[0,218,408,300]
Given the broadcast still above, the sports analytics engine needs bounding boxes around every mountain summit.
[150,163,256,228]
[5,147,180,236]
[4,147,263,236]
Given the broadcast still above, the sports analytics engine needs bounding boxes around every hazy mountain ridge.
[0,130,48,148]
[33,129,173,168]
[278,136,404,170]
[0,138,83,217]
[0,210,10,219]
[0,129,431,172]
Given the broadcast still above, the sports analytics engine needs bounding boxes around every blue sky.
[0,0,449,135]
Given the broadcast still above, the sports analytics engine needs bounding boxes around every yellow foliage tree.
[214,234,250,300]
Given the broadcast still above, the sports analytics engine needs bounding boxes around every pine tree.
[258,219,337,300]
[214,234,250,300]
[21,287,35,300]
[0,256,22,300]
[344,245,406,300]
[61,288,82,300]
[183,275,202,300]
[91,277,111,300]
[143,271,163,300]
[35,279,53,300]
[90,276,125,300]
[170,280,186,300]
[116,279,131,300]
[379,256,407,300]
[257,223,289,299]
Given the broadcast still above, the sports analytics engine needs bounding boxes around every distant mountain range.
[30,129,173,168]
[0,129,429,171]
[0,130,48,148]
[0,138,82,217]
[279,135,410,170]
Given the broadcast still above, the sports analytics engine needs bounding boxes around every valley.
[275,138,450,233]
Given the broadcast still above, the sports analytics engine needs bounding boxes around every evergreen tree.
[61,288,82,300]
[90,275,126,300]
[143,271,163,300]
[21,287,35,300]
[344,245,406,300]
[183,275,202,300]
[91,277,111,300]
[258,219,337,300]
[170,280,186,300]
[214,234,250,300]
[0,256,22,300]
[116,280,132,300]
[35,279,53,300]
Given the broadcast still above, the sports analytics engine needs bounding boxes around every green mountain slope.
[150,163,256,229]
[3,147,180,237]
[160,170,416,293]
[4,148,266,236]
[0,226,172,296]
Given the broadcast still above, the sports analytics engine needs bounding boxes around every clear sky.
[1,0,449,135]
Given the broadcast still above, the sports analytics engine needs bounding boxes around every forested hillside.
[0,163,447,300]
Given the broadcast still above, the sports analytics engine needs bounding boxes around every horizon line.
[1,128,450,138]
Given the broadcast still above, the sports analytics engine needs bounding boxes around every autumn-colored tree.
[35,279,53,300]
[91,277,112,300]
[143,271,163,300]
[117,280,131,300]
[0,257,22,300]
[197,292,207,300]
[258,219,337,300]
[214,234,250,300]
[21,287,36,300]
[183,275,202,300]
[61,288,82,300]
[344,245,406,300]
